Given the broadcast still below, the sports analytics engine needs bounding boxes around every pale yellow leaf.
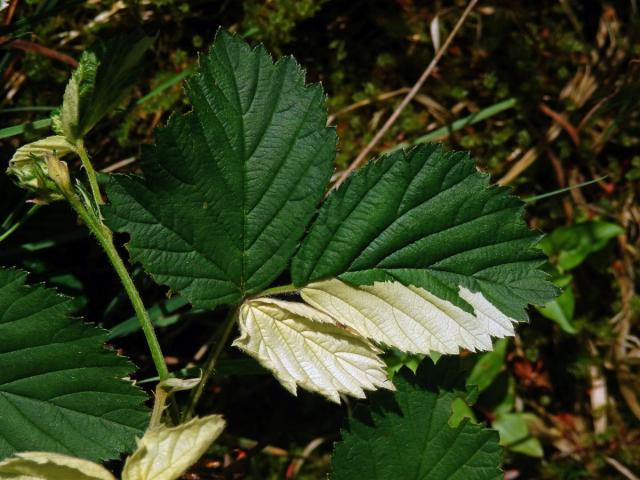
[301,279,517,355]
[233,298,393,403]
[0,451,115,480]
[121,415,225,480]
[9,136,75,164]
[158,374,202,394]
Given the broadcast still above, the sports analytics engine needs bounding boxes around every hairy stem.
[149,385,168,429]
[63,190,170,381]
[183,309,238,421]
[75,140,104,209]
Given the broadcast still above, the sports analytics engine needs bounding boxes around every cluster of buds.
[6,136,74,204]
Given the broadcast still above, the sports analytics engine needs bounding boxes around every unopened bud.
[5,136,74,204]
[6,154,64,203]
[45,155,72,195]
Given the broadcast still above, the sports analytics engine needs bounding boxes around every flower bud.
[5,136,74,204]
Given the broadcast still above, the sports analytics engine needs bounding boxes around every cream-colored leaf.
[0,451,115,480]
[233,298,394,403]
[9,136,75,164]
[458,286,516,338]
[301,279,517,355]
[158,374,202,394]
[121,415,225,480]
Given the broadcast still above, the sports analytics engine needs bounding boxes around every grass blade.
[524,176,607,203]
[386,97,517,153]
[0,117,51,139]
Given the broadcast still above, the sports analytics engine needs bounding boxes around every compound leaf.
[0,268,149,461]
[233,298,393,402]
[331,359,502,480]
[105,30,335,309]
[293,144,557,322]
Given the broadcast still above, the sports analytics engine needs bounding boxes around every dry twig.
[331,0,478,191]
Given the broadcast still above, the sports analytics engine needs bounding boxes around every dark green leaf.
[105,30,335,308]
[0,268,149,461]
[293,144,557,321]
[61,35,153,141]
[331,359,502,480]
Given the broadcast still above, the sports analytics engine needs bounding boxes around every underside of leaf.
[122,415,225,480]
[233,298,393,403]
[0,268,149,461]
[0,452,116,480]
[302,279,516,355]
[105,30,335,309]
[7,136,74,165]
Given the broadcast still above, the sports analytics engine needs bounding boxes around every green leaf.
[331,359,502,480]
[61,35,153,141]
[61,50,98,140]
[104,30,335,309]
[467,338,508,393]
[540,220,624,271]
[536,275,577,334]
[293,144,557,321]
[107,296,189,340]
[448,396,477,427]
[0,268,149,461]
[492,413,543,458]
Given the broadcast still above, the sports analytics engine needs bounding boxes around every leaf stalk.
[257,283,298,297]
[0,204,40,244]
[183,309,238,421]
[61,186,170,382]
[75,139,104,210]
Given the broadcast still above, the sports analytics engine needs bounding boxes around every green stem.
[64,191,169,381]
[257,283,298,297]
[183,309,238,421]
[0,204,40,244]
[75,140,104,209]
